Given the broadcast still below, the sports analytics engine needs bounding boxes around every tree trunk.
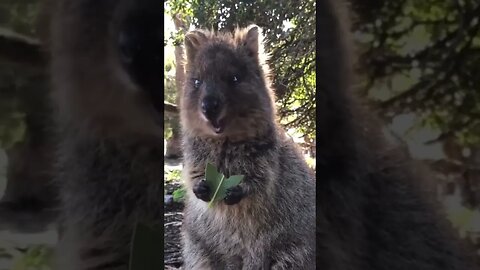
[165,14,188,159]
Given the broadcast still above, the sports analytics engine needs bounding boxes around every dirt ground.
[164,181,184,269]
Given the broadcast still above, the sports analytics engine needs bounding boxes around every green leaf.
[205,162,222,188]
[224,175,244,189]
[129,223,162,270]
[212,175,245,204]
[208,174,225,208]
[204,162,244,208]
[172,187,186,202]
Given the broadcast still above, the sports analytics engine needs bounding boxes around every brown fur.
[47,0,163,269]
[49,0,162,140]
[180,25,316,269]
[180,25,275,142]
[315,1,479,269]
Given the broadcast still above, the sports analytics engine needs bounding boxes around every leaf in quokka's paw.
[215,174,245,201]
[224,175,244,189]
[204,162,244,208]
[129,222,162,270]
[205,162,223,191]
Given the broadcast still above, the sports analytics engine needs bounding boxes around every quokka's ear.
[184,29,207,63]
[239,24,264,61]
[245,24,260,53]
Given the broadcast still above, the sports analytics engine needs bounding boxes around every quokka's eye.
[193,79,202,89]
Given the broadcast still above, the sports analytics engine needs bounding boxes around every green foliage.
[444,202,479,240]
[353,0,480,146]
[305,156,316,170]
[172,186,186,202]
[165,0,316,140]
[165,168,182,183]
[163,126,173,141]
[163,56,176,104]
[0,245,53,270]
[0,0,40,36]
[163,50,178,141]
[12,246,53,270]
[205,162,244,208]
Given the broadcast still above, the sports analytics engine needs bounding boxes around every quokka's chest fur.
[182,136,279,196]
[181,134,315,269]
[182,134,306,224]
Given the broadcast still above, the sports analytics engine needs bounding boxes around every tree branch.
[0,27,44,67]
[165,101,179,115]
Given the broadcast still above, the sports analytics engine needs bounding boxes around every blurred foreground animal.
[315,0,479,269]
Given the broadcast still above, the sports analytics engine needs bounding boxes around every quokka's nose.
[201,96,222,120]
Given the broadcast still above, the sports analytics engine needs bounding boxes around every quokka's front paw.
[193,180,211,202]
[224,185,244,205]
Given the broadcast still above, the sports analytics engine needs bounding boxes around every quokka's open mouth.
[209,118,225,134]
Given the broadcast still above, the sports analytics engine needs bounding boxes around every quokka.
[180,24,316,269]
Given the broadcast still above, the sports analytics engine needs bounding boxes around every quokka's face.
[51,0,165,136]
[180,25,276,139]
